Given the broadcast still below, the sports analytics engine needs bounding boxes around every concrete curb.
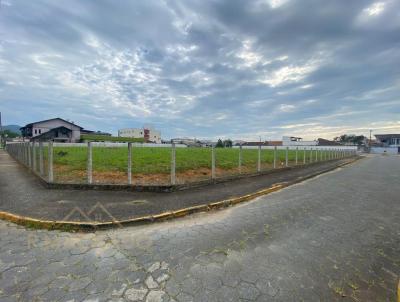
[0,157,360,232]
[397,280,400,302]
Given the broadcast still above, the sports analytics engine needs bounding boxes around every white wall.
[370,147,399,154]
[282,136,318,146]
[233,145,357,150]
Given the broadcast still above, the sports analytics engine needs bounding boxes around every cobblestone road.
[0,155,399,301]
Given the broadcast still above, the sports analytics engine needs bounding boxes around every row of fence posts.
[5,141,54,182]
[6,142,356,185]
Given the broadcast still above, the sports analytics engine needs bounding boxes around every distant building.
[266,141,283,146]
[119,127,161,143]
[374,134,400,147]
[171,138,200,147]
[282,136,317,146]
[371,134,400,154]
[233,141,283,147]
[317,138,341,146]
[20,118,83,142]
[239,141,269,147]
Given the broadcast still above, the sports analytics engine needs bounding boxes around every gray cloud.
[0,0,399,140]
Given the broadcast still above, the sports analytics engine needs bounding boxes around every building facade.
[372,134,400,154]
[282,136,317,146]
[374,134,400,147]
[20,118,83,142]
[118,127,161,143]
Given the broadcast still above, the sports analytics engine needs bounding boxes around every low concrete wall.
[234,145,357,151]
[370,147,399,154]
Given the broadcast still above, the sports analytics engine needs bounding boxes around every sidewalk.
[0,149,359,224]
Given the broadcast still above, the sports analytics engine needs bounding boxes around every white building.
[282,136,317,146]
[371,134,400,154]
[118,127,161,143]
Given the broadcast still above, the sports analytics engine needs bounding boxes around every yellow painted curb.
[0,157,360,231]
[0,182,286,231]
[397,279,400,302]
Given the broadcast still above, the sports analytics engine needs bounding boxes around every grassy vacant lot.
[52,146,308,172]
[43,146,327,184]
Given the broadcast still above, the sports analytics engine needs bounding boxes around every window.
[34,129,37,134]
[39,129,41,134]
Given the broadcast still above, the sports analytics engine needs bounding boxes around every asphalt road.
[0,154,399,301]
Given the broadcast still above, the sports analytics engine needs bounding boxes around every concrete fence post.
[128,142,132,185]
[32,142,37,172]
[48,142,53,183]
[25,142,29,166]
[211,146,216,179]
[238,145,242,173]
[285,147,289,167]
[315,147,318,162]
[31,142,35,168]
[28,142,32,168]
[39,142,44,175]
[257,145,261,172]
[295,147,298,165]
[303,147,306,164]
[22,143,25,165]
[87,142,93,184]
[310,148,313,163]
[171,143,176,185]
[273,146,277,169]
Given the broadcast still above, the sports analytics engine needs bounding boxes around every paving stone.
[125,286,148,301]
[146,290,166,302]
[0,156,399,301]
[145,275,159,289]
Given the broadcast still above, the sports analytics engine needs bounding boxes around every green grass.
[50,146,323,174]
[81,134,144,143]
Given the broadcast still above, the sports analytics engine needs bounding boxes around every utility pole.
[0,111,3,148]
[369,129,372,150]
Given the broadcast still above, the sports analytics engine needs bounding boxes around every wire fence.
[5,142,358,186]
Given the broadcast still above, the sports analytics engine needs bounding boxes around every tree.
[0,130,19,139]
[215,139,224,148]
[223,139,233,148]
[334,134,366,145]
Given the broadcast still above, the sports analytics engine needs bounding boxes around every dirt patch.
[53,160,302,185]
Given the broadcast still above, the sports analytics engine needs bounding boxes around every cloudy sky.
[0,0,399,140]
